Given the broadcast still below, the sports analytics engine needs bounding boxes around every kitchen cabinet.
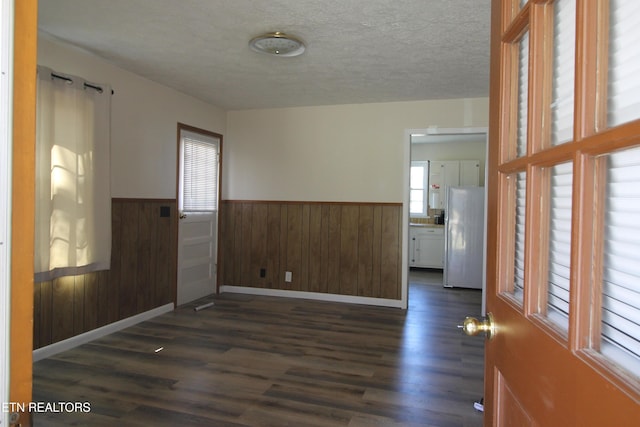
[459,160,481,186]
[428,160,480,209]
[409,226,444,268]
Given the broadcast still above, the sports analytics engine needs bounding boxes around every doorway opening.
[403,127,488,314]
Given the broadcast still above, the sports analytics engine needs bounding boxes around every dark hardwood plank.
[108,201,122,324]
[220,200,235,286]
[51,276,74,343]
[39,280,53,347]
[339,205,359,296]
[72,274,84,336]
[300,204,311,292]
[371,206,383,297]
[307,204,324,293]
[146,202,160,309]
[33,271,484,427]
[83,273,98,332]
[250,203,269,288]
[33,282,42,349]
[357,206,374,297]
[285,204,303,291]
[119,201,140,319]
[232,203,244,285]
[240,203,254,286]
[96,270,108,328]
[327,204,342,295]
[380,205,401,299]
[136,201,152,313]
[279,203,289,289]
[319,205,331,294]
[266,204,282,289]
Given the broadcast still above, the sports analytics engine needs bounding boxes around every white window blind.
[608,0,640,127]
[517,31,529,158]
[545,162,573,330]
[551,0,575,146]
[512,171,526,302]
[598,146,640,375]
[180,131,219,212]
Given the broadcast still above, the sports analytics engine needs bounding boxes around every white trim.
[0,1,13,425]
[401,129,411,309]
[32,303,174,362]
[220,286,406,309]
[426,126,488,136]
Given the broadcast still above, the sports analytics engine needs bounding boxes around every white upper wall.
[37,35,489,203]
[226,98,489,202]
[37,35,227,198]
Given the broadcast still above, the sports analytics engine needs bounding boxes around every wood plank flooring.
[32,270,485,426]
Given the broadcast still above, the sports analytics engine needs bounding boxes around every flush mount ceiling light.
[249,31,306,57]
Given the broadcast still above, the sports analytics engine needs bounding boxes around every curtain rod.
[51,72,114,95]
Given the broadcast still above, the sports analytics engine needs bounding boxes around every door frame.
[403,126,489,313]
[174,122,224,306]
[8,0,36,425]
[1,0,14,423]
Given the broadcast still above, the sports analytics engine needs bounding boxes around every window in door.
[179,129,220,214]
[496,0,640,398]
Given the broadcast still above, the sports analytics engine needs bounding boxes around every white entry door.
[177,124,221,306]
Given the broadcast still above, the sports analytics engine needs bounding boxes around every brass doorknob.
[179,213,187,219]
[459,313,495,340]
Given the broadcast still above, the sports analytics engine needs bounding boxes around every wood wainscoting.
[33,199,177,349]
[219,201,403,300]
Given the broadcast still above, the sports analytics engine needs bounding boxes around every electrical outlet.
[285,271,292,282]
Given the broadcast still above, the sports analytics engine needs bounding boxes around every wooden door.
[8,0,37,426]
[484,0,640,425]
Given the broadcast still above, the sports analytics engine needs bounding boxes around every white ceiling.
[38,0,491,111]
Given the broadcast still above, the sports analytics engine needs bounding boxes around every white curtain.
[35,66,111,281]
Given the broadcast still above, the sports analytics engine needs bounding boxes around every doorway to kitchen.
[403,127,488,313]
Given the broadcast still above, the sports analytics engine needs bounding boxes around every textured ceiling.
[38,0,491,111]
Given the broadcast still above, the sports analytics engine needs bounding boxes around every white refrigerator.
[444,186,485,289]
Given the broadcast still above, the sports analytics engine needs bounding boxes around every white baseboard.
[33,303,174,362]
[219,286,405,308]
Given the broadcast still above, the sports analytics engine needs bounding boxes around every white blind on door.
[599,146,640,375]
[181,131,219,212]
[546,162,573,330]
[607,1,640,127]
[550,0,575,146]
[513,171,526,302]
[517,32,529,158]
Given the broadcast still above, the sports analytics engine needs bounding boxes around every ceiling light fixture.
[249,31,306,57]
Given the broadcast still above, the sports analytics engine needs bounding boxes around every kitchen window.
[410,161,429,217]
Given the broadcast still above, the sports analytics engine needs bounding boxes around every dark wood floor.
[32,269,485,426]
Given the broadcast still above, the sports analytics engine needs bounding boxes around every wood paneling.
[33,199,177,349]
[219,201,403,300]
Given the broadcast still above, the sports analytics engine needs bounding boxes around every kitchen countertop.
[410,223,444,228]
